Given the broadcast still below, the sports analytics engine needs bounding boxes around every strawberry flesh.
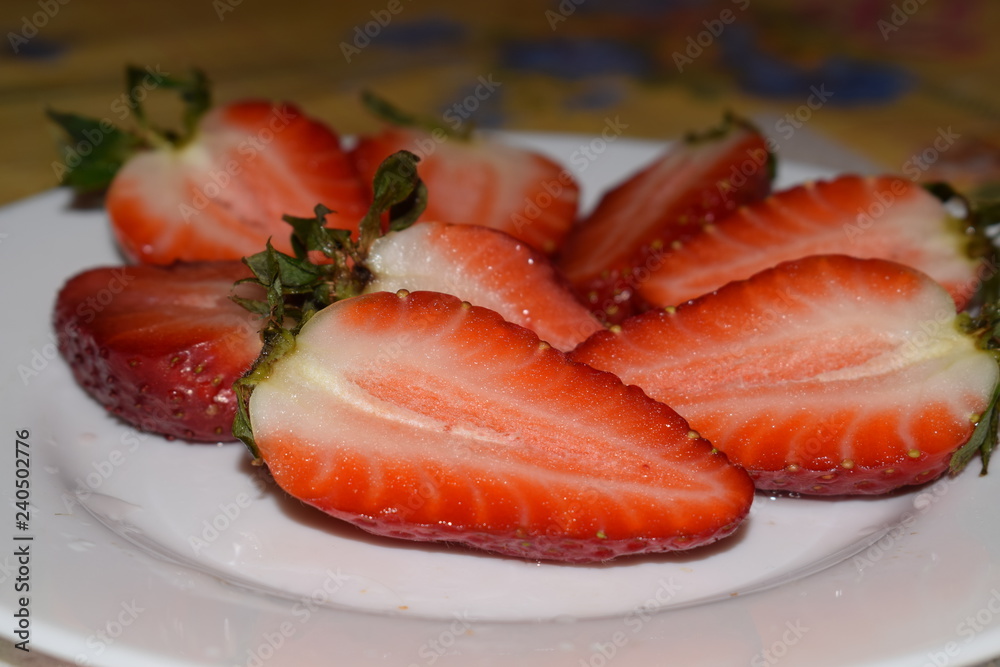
[245,290,754,562]
[54,262,263,441]
[352,128,580,254]
[637,175,985,310]
[365,221,603,350]
[557,115,773,323]
[571,255,1000,495]
[108,101,368,265]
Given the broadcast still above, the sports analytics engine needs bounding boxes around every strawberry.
[365,221,603,351]
[570,255,1000,495]
[635,175,993,311]
[234,289,755,562]
[53,261,263,442]
[48,66,367,265]
[351,92,580,254]
[556,113,774,324]
[254,151,602,351]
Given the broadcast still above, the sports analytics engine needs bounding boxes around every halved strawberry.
[236,289,754,562]
[49,67,367,265]
[351,93,579,254]
[54,261,263,441]
[365,222,602,350]
[250,151,601,352]
[556,113,774,323]
[636,175,992,311]
[570,255,1000,495]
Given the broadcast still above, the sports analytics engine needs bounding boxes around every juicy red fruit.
[352,127,580,254]
[571,255,1000,495]
[54,262,263,441]
[107,101,368,265]
[637,174,987,310]
[244,290,754,562]
[557,114,773,323]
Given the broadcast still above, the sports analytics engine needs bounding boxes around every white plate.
[2,133,1000,667]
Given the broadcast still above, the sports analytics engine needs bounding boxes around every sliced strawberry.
[238,290,754,562]
[351,94,579,254]
[570,255,1000,495]
[54,261,263,441]
[245,151,601,352]
[49,67,367,265]
[637,175,990,310]
[556,114,773,324]
[365,221,602,350]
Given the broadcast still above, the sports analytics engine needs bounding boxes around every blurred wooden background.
[1,0,998,203]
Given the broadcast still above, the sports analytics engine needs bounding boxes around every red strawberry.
[570,255,1000,495]
[636,175,991,310]
[257,151,601,352]
[351,93,579,254]
[237,290,754,562]
[365,221,602,350]
[54,261,263,442]
[556,113,773,324]
[49,67,367,265]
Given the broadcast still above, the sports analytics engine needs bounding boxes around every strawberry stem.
[231,150,425,454]
[47,66,212,193]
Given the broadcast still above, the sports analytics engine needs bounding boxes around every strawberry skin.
[54,262,263,441]
[107,101,368,265]
[245,290,753,562]
[637,175,985,310]
[557,115,773,324]
[364,221,603,351]
[571,255,1000,495]
[351,128,580,254]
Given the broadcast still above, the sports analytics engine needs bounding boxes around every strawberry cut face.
[570,255,1000,495]
[107,101,367,265]
[364,221,603,351]
[245,290,754,562]
[636,175,985,310]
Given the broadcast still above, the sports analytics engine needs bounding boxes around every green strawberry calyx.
[231,150,426,456]
[46,66,211,193]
